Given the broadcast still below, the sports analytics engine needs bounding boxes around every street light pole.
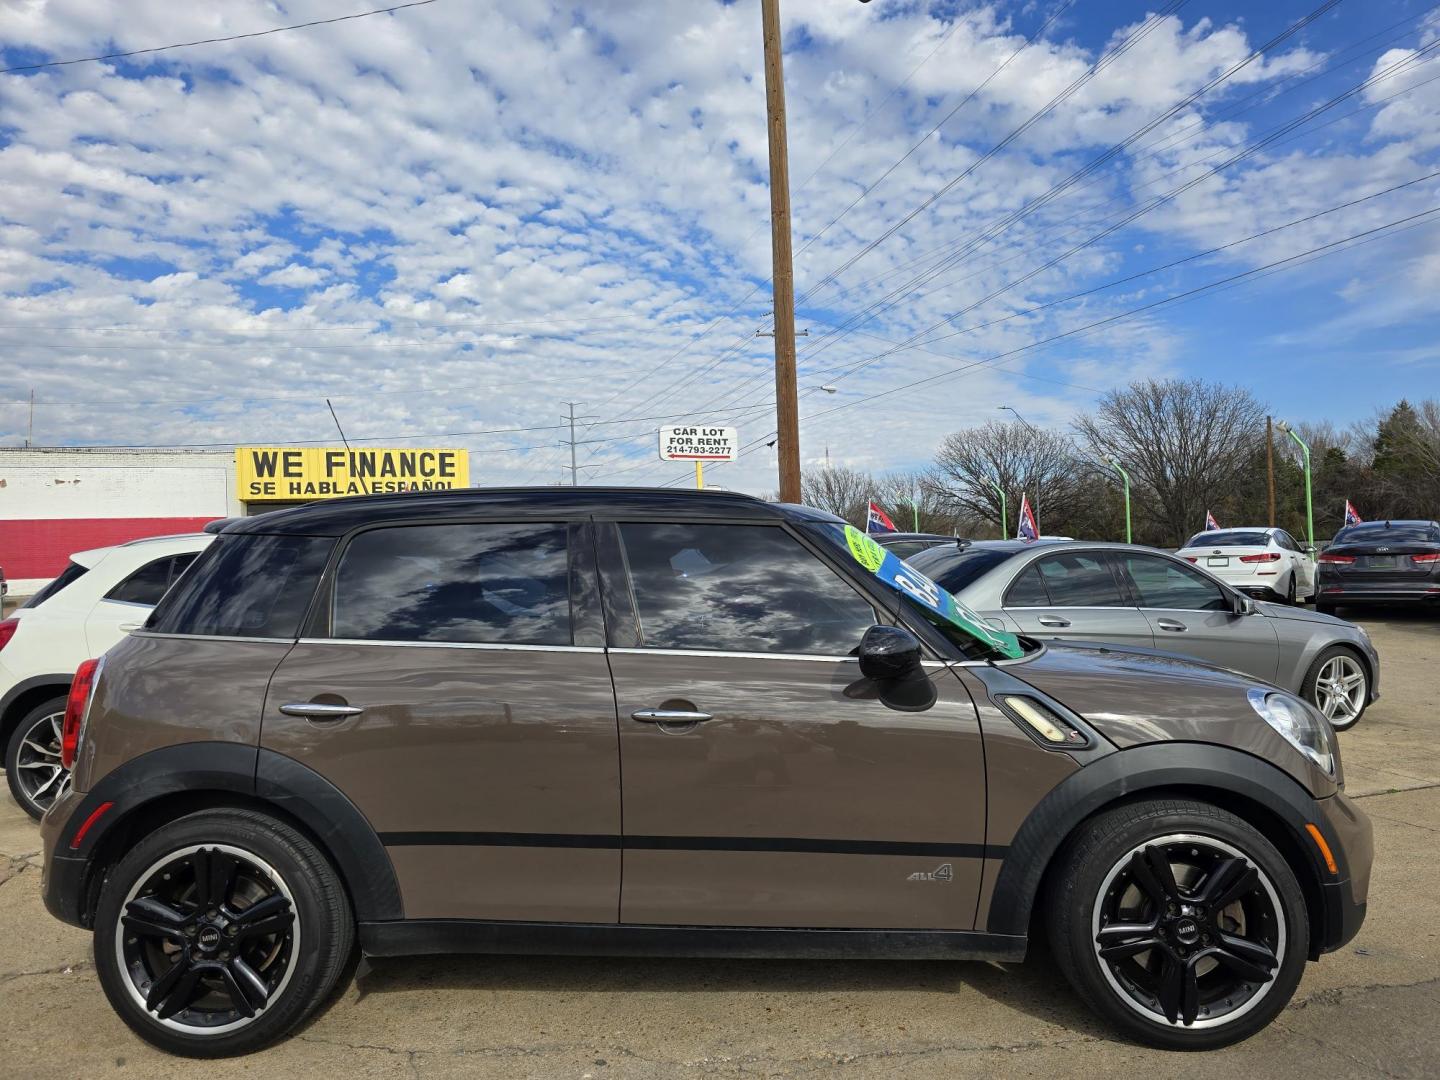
[1102,454,1132,544]
[1276,420,1314,555]
[984,478,1007,540]
[999,405,1041,533]
[760,0,801,504]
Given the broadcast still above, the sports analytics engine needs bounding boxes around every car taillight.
[1182,556,1198,563]
[1318,552,1355,564]
[61,658,101,770]
[1412,553,1440,565]
[1239,552,1282,563]
[0,618,17,652]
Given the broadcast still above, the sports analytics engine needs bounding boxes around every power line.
[0,0,439,75]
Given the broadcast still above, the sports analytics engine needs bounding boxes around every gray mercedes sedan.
[907,540,1379,730]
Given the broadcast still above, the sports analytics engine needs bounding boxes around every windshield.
[805,522,1025,660]
[1333,523,1440,544]
[20,561,89,609]
[906,546,1016,593]
[1185,531,1271,548]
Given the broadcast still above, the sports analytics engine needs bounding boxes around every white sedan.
[1177,526,1314,604]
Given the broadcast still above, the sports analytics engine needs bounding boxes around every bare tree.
[925,420,1085,539]
[798,465,876,526]
[1075,379,1265,546]
[873,470,960,534]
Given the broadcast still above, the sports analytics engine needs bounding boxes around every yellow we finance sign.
[237,447,470,501]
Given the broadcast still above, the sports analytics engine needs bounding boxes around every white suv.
[1,533,211,818]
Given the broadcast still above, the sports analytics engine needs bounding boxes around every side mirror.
[858,624,923,681]
[1230,592,1254,616]
[854,625,936,712]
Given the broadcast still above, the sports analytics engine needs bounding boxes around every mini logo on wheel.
[906,862,954,883]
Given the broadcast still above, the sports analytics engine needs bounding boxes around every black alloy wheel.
[1091,836,1282,1029]
[4,696,70,820]
[94,808,353,1057]
[1047,799,1307,1050]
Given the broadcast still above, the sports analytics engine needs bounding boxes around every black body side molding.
[987,742,1342,941]
[54,742,402,924]
[360,920,1027,963]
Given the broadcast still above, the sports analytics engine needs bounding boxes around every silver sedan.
[907,539,1379,730]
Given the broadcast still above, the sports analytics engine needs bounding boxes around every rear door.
[1001,550,1154,651]
[86,552,199,654]
[602,520,987,930]
[262,519,622,924]
[1111,551,1279,681]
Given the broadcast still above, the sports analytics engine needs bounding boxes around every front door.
[601,520,987,930]
[1000,550,1155,652]
[262,519,621,923]
[1111,551,1280,682]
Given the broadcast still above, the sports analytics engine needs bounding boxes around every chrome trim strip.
[607,647,858,664]
[297,637,605,654]
[129,631,295,645]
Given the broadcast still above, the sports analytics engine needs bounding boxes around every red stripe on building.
[0,518,219,579]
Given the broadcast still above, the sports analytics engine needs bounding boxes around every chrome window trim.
[129,630,295,645]
[606,646,861,664]
[298,637,604,654]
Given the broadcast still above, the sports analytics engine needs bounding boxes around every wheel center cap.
[197,926,222,952]
[1173,918,1200,945]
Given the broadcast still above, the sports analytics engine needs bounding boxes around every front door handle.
[631,708,714,724]
[1037,616,1071,628]
[1156,619,1187,632]
[279,702,364,720]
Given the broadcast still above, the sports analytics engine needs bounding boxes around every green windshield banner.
[843,525,1024,659]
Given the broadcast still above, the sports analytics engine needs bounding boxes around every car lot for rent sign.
[237,447,470,501]
[658,426,739,461]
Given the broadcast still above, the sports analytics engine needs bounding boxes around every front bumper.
[1313,788,1372,954]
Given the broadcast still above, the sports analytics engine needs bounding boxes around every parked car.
[41,489,1368,1056]
[907,539,1377,730]
[0,533,210,818]
[1315,519,1440,615]
[873,531,960,559]
[1177,527,1314,604]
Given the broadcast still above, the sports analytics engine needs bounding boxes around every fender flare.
[64,741,403,922]
[986,742,1335,936]
[0,674,73,733]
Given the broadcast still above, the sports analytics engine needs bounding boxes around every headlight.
[1247,689,1336,776]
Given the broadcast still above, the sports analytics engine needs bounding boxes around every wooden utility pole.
[1266,415,1276,526]
[760,0,801,503]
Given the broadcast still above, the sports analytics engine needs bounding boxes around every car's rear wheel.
[4,695,70,820]
[93,808,353,1057]
[1047,798,1307,1050]
[1302,646,1368,731]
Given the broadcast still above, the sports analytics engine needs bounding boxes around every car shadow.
[344,947,1106,1036]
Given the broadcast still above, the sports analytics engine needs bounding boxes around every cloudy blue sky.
[2,0,1438,491]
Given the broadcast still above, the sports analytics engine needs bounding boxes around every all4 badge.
[906,863,954,883]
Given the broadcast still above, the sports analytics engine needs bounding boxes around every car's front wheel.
[93,808,354,1057]
[1047,798,1307,1050]
[4,694,70,820]
[1302,646,1369,731]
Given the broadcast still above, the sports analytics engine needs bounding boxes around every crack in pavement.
[1288,975,1440,1011]
[0,959,94,986]
[0,851,41,888]
[1353,780,1440,799]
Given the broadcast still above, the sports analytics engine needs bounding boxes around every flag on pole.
[1343,500,1363,526]
[1205,509,1221,531]
[866,501,897,535]
[1016,494,1039,542]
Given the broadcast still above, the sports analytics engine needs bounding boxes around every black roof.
[223,487,843,536]
[874,532,958,544]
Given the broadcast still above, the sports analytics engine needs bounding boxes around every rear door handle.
[279,702,364,720]
[1156,619,1187,632]
[631,708,714,724]
[1037,616,1071,628]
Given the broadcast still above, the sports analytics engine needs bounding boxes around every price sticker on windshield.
[843,525,1024,659]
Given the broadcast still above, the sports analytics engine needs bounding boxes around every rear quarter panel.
[72,632,291,792]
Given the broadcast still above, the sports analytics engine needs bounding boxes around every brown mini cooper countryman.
[40,488,1371,1056]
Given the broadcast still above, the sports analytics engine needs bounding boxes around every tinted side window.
[1119,554,1229,611]
[148,535,333,638]
[883,541,927,560]
[1033,552,1126,607]
[333,523,571,646]
[105,554,195,606]
[1004,564,1051,606]
[619,523,876,655]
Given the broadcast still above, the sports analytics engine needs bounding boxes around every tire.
[4,694,70,821]
[1046,798,1308,1051]
[1302,645,1369,731]
[93,808,354,1057]
[1284,573,1297,606]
